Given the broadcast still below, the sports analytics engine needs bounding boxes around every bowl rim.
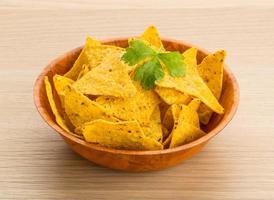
[34,37,239,156]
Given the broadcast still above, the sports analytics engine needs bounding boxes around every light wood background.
[0,1,274,199]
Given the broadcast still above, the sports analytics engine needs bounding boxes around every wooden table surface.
[0,1,274,199]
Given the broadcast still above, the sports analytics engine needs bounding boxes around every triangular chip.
[132,80,161,122]
[183,47,197,67]
[44,76,70,132]
[64,85,116,128]
[65,37,101,80]
[169,122,206,148]
[141,25,164,50]
[77,64,90,80]
[188,98,201,112]
[44,76,83,139]
[163,104,201,148]
[85,44,124,71]
[79,119,163,150]
[156,47,224,114]
[162,104,187,148]
[95,81,161,124]
[141,105,163,142]
[164,104,200,128]
[176,105,200,128]
[168,104,204,148]
[197,50,226,124]
[154,86,190,105]
[95,96,137,121]
[73,57,136,98]
[53,75,74,105]
[65,37,124,80]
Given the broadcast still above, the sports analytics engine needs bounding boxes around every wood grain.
[0,2,274,199]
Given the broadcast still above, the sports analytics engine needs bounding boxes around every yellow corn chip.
[141,25,164,50]
[141,105,163,142]
[188,98,201,112]
[197,50,226,124]
[164,104,199,128]
[85,44,124,71]
[73,58,136,98]
[95,81,161,123]
[156,47,224,114]
[65,37,124,80]
[64,85,116,128]
[183,47,197,67]
[95,96,137,121]
[53,75,74,105]
[79,119,163,150]
[44,76,70,132]
[176,104,200,128]
[77,64,90,80]
[164,104,201,148]
[65,37,101,80]
[155,86,191,105]
[169,122,206,148]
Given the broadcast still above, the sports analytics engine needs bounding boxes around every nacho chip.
[197,50,226,124]
[53,75,74,105]
[44,76,70,132]
[85,44,124,71]
[169,122,206,148]
[95,81,161,123]
[164,104,199,128]
[141,25,164,50]
[156,47,224,114]
[188,98,201,112]
[65,37,124,80]
[155,86,191,105]
[183,47,197,67]
[163,104,201,148]
[95,96,137,121]
[77,64,90,80]
[73,57,136,98]
[176,104,200,128]
[141,105,163,142]
[65,37,101,80]
[79,119,163,150]
[64,85,116,128]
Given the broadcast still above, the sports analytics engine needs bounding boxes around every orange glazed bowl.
[34,38,239,172]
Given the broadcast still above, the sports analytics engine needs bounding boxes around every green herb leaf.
[122,39,186,90]
[122,40,157,65]
[134,57,164,90]
[158,52,186,77]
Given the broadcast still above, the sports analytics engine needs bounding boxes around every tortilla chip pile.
[44,26,226,150]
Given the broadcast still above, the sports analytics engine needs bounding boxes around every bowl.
[34,38,239,172]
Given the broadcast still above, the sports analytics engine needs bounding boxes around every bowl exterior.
[63,135,207,171]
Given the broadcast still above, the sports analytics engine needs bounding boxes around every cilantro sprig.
[134,57,164,90]
[122,40,186,89]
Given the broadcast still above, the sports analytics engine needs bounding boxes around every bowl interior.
[34,38,239,154]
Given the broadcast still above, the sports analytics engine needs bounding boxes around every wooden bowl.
[34,38,239,172]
